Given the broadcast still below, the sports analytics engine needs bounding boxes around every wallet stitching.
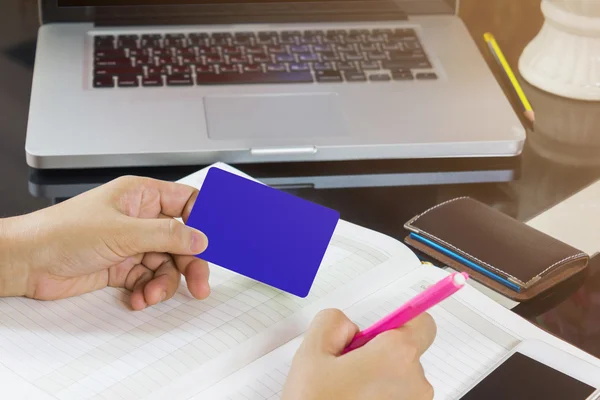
[406,197,469,226]
[536,253,588,278]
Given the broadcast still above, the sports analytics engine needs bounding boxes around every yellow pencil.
[484,32,535,123]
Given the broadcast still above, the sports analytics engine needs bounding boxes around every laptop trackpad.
[204,93,346,140]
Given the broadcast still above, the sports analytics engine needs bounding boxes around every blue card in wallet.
[186,167,340,297]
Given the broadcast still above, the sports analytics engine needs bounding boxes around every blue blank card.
[186,168,340,297]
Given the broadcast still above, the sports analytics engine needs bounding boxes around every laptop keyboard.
[92,29,436,88]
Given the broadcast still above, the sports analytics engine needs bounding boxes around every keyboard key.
[360,61,380,70]
[152,48,169,57]
[304,30,324,36]
[367,52,387,61]
[268,46,287,54]
[382,60,431,69]
[247,46,266,55]
[389,50,427,61]
[336,44,355,52]
[220,64,239,73]
[164,37,187,48]
[212,32,232,39]
[189,33,210,45]
[129,48,150,57]
[315,70,343,83]
[372,28,393,35]
[95,57,132,67]
[404,42,423,50]
[222,46,240,54]
[147,66,167,75]
[93,75,114,88]
[349,29,369,35]
[335,62,357,71]
[118,76,139,87]
[327,29,347,36]
[177,47,196,57]
[266,63,286,72]
[321,53,339,61]
[157,56,178,66]
[345,34,363,43]
[299,36,319,44]
[369,73,391,81]
[211,37,230,46]
[416,72,438,80]
[281,30,302,36]
[279,35,297,45]
[196,65,215,74]
[314,62,334,71]
[290,63,309,71]
[142,75,163,87]
[141,34,162,48]
[382,43,401,51]
[181,55,200,65]
[197,71,313,85]
[359,43,377,51]
[132,58,152,68]
[392,28,416,37]
[344,71,366,82]
[235,32,255,40]
[323,35,341,44]
[94,66,143,76]
[367,34,385,42]
[276,54,295,63]
[95,49,126,58]
[197,46,219,55]
[257,32,277,43]
[233,37,253,46]
[314,44,332,52]
[291,45,310,53]
[244,64,263,72]
[229,55,249,64]
[392,70,414,80]
[344,52,363,61]
[206,55,224,64]
[253,55,271,63]
[298,53,319,62]
[167,74,194,86]
[117,36,139,49]
[171,65,191,74]
[94,35,115,50]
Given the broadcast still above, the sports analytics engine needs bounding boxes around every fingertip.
[130,292,147,311]
[190,230,208,254]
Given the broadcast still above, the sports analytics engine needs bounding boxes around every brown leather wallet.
[404,197,589,301]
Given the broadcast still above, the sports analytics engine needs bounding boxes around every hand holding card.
[186,168,340,297]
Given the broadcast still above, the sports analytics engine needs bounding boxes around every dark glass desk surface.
[3,0,600,360]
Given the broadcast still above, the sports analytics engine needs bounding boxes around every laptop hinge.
[92,3,407,27]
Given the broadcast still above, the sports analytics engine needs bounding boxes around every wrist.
[0,216,32,297]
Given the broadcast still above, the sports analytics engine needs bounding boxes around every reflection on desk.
[28,157,520,200]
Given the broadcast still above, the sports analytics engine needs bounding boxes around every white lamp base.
[519,0,600,101]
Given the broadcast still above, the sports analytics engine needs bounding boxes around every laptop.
[26,0,526,169]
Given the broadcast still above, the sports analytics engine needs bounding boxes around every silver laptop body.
[26,0,525,169]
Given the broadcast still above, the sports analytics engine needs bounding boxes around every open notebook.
[1,163,599,400]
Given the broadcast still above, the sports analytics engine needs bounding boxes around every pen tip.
[524,110,535,123]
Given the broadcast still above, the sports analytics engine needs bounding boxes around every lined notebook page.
[0,218,421,400]
[197,267,522,400]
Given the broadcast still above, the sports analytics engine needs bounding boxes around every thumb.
[120,217,208,256]
[303,309,358,356]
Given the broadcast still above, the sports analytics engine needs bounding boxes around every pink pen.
[342,272,469,354]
